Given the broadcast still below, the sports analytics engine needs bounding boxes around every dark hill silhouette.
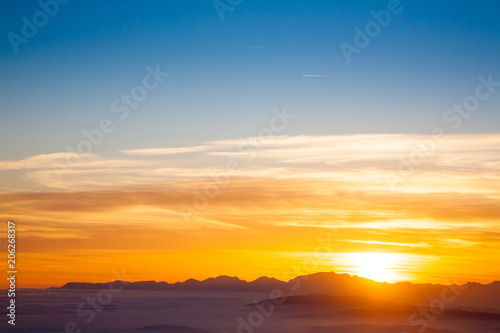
[60,271,500,311]
[61,274,288,292]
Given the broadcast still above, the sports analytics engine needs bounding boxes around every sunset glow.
[338,252,408,283]
[1,1,499,296]
[0,133,499,287]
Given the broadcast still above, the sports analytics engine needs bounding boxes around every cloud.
[0,134,498,195]
[3,170,500,285]
[341,240,427,247]
[0,152,97,170]
[1,134,500,234]
[120,145,210,155]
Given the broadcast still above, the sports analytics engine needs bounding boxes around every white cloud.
[0,134,498,193]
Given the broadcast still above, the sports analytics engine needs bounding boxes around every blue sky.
[1,0,499,160]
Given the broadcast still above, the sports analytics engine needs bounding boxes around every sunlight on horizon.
[334,252,412,283]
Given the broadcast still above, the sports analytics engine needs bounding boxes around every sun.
[346,252,404,283]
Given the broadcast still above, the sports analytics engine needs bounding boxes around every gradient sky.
[1,0,499,287]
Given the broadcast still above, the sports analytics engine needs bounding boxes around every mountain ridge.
[60,272,500,311]
[60,271,500,291]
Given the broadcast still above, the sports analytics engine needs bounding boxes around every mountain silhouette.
[60,271,500,311]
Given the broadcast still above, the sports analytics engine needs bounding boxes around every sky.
[0,0,499,287]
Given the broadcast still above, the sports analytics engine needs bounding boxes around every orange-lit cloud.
[0,134,499,287]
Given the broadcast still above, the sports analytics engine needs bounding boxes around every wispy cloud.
[0,134,498,193]
[120,145,209,155]
[341,240,427,247]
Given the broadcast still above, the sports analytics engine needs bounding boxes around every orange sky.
[1,133,499,288]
